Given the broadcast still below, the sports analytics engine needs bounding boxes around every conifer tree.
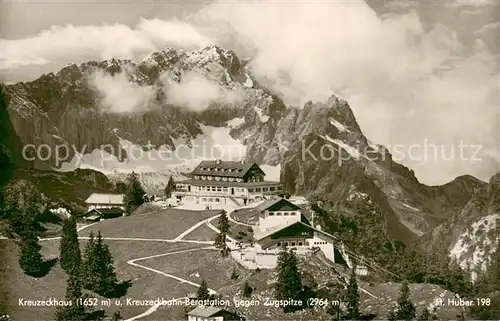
[243,281,252,298]
[164,176,176,198]
[218,210,230,235]
[214,232,231,257]
[55,266,86,321]
[59,217,82,275]
[197,279,210,300]
[123,172,146,214]
[19,230,45,277]
[345,267,360,320]
[82,232,99,290]
[388,281,416,321]
[94,231,119,297]
[274,249,302,312]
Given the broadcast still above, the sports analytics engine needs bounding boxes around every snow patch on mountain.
[449,213,500,281]
[403,203,420,212]
[243,73,253,88]
[254,106,269,123]
[329,117,349,132]
[320,134,366,161]
[227,117,245,128]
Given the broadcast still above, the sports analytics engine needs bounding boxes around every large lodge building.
[172,160,282,207]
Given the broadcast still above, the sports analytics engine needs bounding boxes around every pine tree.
[94,231,119,297]
[214,232,231,258]
[345,267,360,320]
[218,210,230,235]
[19,230,45,277]
[4,180,43,238]
[197,279,210,300]
[388,281,416,321]
[123,172,146,214]
[82,232,99,290]
[243,281,252,298]
[274,249,302,312]
[59,217,82,275]
[164,176,175,198]
[55,266,86,321]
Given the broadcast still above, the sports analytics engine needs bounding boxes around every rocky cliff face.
[1,44,488,244]
[419,171,500,279]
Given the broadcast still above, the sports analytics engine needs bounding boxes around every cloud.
[88,70,156,114]
[0,18,213,72]
[474,21,500,36]
[445,0,495,8]
[161,71,245,112]
[88,68,244,114]
[195,1,499,184]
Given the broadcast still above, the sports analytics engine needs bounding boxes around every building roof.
[192,160,263,178]
[177,179,281,188]
[85,193,124,205]
[83,214,101,220]
[85,207,124,216]
[256,218,337,242]
[187,306,224,317]
[256,197,302,212]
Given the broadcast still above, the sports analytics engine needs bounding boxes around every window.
[276,212,282,216]
[211,186,216,191]
[277,186,282,190]
[277,242,281,247]
[284,212,289,216]
[268,213,274,216]
[209,198,213,202]
[194,175,199,179]
[248,188,254,192]
[263,187,268,192]
[284,242,288,246]
[298,242,303,246]
[217,186,222,191]
[270,187,275,191]
[291,242,295,246]
[255,188,261,192]
[215,198,220,202]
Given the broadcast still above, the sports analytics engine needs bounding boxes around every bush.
[230,268,239,280]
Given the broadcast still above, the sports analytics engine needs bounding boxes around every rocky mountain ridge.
[0,44,495,254]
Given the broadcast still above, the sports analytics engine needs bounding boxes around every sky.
[0,0,498,185]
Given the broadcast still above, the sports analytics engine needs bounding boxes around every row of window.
[201,197,221,202]
[268,211,297,216]
[193,186,246,193]
[194,175,244,183]
[248,186,281,193]
[277,241,304,247]
[200,167,242,172]
[275,241,329,247]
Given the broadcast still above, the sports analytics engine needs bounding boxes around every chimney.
[215,159,221,165]
[240,158,246,164]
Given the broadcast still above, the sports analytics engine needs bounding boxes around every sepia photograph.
[0,0,499,320]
